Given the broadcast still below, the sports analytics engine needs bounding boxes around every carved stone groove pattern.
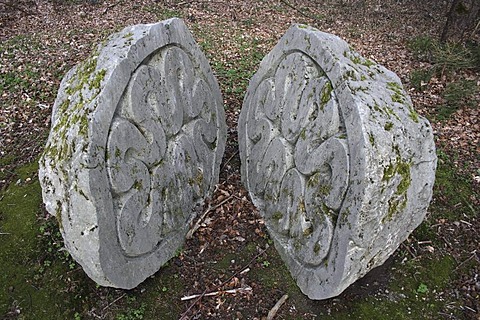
[244,51,350,267]
[107,46,218,257]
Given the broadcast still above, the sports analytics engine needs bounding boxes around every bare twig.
[181,286,252,301]
[454,250,479,271]
[267,294,289,320]
[462,305,477,313]
[173,0,194,6]
[102,0,123,15]
[470,20,480,39]
[417,240,432,245]
[437,311,456,319]
[279,0,320,21]
[459,194,476,216]
[0,232,11,235]
[401,243,416,259]
[220,150,239,171]
[180,246,269,319]
[173,0,247,7]
[459,219,473,227]
[101,293,126,313]
[186,195,234,239]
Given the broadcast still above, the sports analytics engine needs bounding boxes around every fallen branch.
[417,240,432,245]
[0,232,10,235]
[267,294,289,320]
[279,0,320,21]
[470,20,480,39]
[101,293,126,314]
[186,195,234,239]
[220,150,239,171]
[454,250,479,271]
[459,194,477,216]
[174,0,247,7]
[460,219,473,227]
[102,0,123,15]
[400,242,416,259]
[181,286,252,301]
[180,246,269,319]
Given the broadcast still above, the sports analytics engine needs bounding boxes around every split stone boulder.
[238,24,437,299]
[39,18,226,289]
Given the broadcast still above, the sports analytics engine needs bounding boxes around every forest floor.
[0,0,479,319]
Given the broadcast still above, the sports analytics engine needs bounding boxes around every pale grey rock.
[39,18,226,289]
[238,24,437,299]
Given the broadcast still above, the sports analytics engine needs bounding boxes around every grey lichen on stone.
[238,24,437,300]
[39,18,226,289]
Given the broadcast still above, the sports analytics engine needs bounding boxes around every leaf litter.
[1,0,479,319]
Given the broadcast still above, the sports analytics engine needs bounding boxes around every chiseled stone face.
[238,24,437,300]
[39,18,226,289]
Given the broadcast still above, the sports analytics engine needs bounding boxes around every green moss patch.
[430,150,478,220]
[0,162,63,317]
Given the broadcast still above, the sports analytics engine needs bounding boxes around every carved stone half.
[238,24,437,299]
[39,18,226,289]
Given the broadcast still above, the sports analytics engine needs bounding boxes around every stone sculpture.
[39,18,226,289]
[238,24,437,299]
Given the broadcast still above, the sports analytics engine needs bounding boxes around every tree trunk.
[441,0,480,43]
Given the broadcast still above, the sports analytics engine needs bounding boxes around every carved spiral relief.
[106,46,219,257]
[244,51,350,267]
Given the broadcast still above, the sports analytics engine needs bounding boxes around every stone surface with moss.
[38,18,226,289]
[238,24,437,300]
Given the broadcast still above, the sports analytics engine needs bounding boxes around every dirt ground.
[1,0,479,319]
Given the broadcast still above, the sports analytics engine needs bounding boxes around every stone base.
[238,24,437,299]
[39,18,226,289]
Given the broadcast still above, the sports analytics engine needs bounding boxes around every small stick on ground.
[454,250,479,271]
[220,150,239,171]
[401,242,416,259]
[180,246,269,319]
[186,195,234,239]
[266,294,289,320]
[279,0,320,21]
[181,286,252,301]
[102,0,123,15]
[101,293,126,314]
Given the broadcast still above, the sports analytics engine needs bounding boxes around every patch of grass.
[327,255,458,320]
[212,253,237,272]
[139,265,185,319]
[246,242,311,312]
[408,35,435,61]
[437,79,478,118]
[409,35,479,120]
[142,4,182,19]
[409,69,433,91]
[116,302,146,320]
[0,67,39,95]
[434,42,478,72]
[0,161,70,318]
[430,149,478,220]
[192,23,267,109]
[1,160,190,319]
[0,34,42,97]
[60,0,105,5]
[214,36,265,102]
[0,154,17,182]
[466,40,480,67]
[408,35,478,72]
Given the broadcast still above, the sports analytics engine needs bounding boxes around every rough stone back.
[39,18,226,289]
[238,24,437,299]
